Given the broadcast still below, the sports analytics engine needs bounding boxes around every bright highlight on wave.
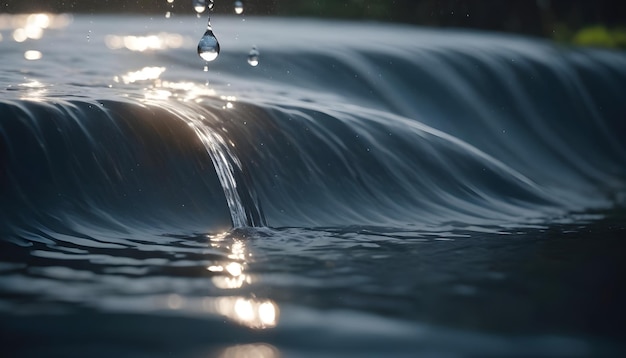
[114,66,166,85]
[155,294,279,329]
[17,79,48,101]
[105,32,188,52]
[207,233,253,289]
[218,344,280,358]
[24,50,42,60]
[209,296,279,329]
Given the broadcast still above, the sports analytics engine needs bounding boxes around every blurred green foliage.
[572,26,626,48]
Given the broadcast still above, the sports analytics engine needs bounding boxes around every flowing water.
[1,14,626,357]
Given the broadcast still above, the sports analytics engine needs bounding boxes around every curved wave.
[1,18,626,240]
[0,99,233,238]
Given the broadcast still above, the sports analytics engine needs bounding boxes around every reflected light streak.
[27,13,51,29]
[208,232,229,242]
[0,13,72,42]
[212,274,252,289]
[116,66,166,84]
[19,79,48,101]
[156,232,279,330]
[205,234,253,289]
[228,240,246,260]
[13,28,27,42]
[207,265,224,272]
[225,262,243,277]
[24,50,42,60]
[105,32,186,52]
[139,80,217,102]
[208,296,279,329]
[218,344,281,358]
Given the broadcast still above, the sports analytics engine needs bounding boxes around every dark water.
[1,14,626,357]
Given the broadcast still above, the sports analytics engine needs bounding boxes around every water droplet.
[247,46,259,67]
[166,0,174,17]
[208,0,215,11]
[234,1,244,15]
[203,64,209,72]
[193,0,207,14]
[197,23,220,62]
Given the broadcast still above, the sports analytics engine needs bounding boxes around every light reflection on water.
[1,12,625,357]
[104,32,189,52]
[0,229,279,330]
[154,231,279,330]
[210,296,279,329]
[0,13,72,42]
[17,79,48,101]
[218,343,281,358]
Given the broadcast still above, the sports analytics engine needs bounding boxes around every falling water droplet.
[247,46,259,67]
[197,22,220,62]
[166,0,175,18]
[208,0,215,11]
[234,1,244,15]
[204,63,210,86]
[193,0,207,14]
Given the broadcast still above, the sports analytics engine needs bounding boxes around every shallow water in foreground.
[1,14,626,357]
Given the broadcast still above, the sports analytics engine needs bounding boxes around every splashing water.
[186,119,249,227]
[234,1,244,15]
[197,21,220,62]
[248,46,259,66]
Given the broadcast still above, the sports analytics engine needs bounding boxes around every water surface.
[1,14,625,357]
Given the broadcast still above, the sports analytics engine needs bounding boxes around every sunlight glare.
[210,297,279,329]
[120,66,166,84]
[24,50,42,60]
[105,33,187,52]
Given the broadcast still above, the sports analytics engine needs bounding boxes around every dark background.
[2,0,625,43]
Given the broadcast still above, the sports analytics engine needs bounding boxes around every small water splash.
[247,46,259,67]
[197,21,220,62]
[234,1,244,15]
